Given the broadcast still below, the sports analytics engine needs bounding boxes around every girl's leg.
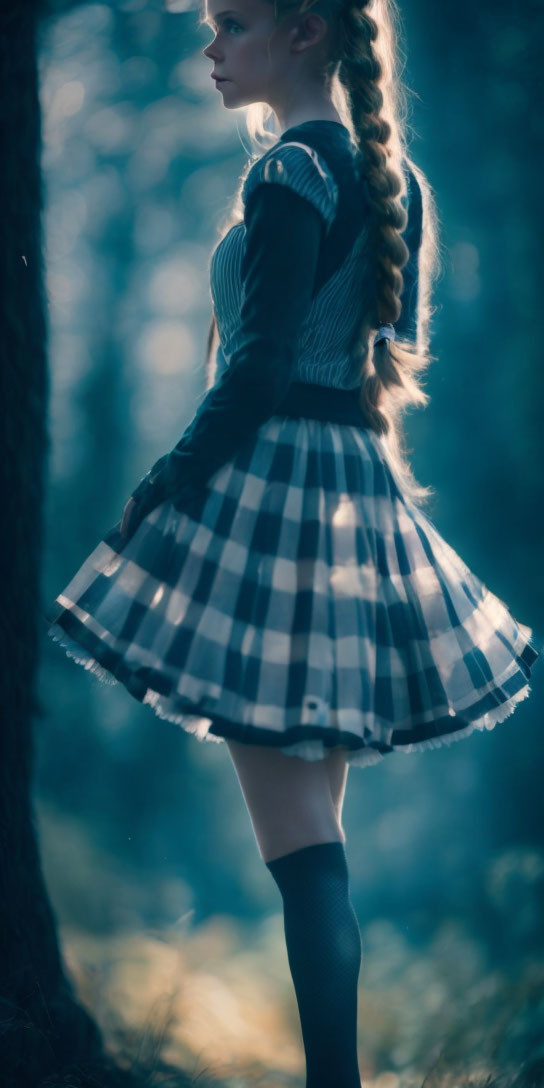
[323,745,350,835]
[225,741,361,1088]
[225,739,348,861]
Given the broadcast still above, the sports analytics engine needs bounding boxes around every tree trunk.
[0,4,126,1084]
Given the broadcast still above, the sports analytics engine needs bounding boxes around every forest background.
[3,0,543,1085]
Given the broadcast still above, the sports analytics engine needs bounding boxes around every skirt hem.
[46,621,539,770]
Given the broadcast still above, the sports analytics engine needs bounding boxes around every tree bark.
[0,3,121,1084]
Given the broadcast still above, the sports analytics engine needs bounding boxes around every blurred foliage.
[36,0,543,1081]
[49,889,544,1084]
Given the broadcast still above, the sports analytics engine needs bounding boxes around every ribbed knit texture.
[266,841,362,1088]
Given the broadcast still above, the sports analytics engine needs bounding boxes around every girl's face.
[202,0,306,110]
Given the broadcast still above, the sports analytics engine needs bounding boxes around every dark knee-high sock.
[265,841,362,1088]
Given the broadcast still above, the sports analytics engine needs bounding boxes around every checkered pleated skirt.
[45,390,541,769]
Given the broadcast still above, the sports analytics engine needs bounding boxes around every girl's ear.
[290,11,329,52]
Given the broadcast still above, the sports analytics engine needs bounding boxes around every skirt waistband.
[273,381,370,428]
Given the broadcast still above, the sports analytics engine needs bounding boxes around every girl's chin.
[217,84,247,106]
[215,83,256,109]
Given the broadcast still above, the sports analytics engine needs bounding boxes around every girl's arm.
[127,177,334,530]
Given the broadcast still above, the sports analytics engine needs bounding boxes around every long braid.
[338,0,410,435]
[329,0,442,509]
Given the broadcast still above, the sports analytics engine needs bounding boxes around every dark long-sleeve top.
[128,120,423,529]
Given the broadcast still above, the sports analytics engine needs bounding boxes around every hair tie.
[374,323,396,346]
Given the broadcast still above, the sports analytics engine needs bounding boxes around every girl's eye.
[206,17,244,39]
[222,18,243,32]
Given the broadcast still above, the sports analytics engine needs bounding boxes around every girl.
[46,0,541,1083]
